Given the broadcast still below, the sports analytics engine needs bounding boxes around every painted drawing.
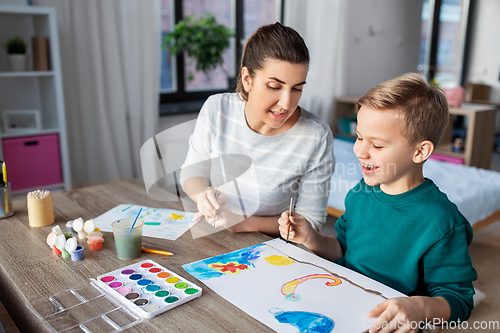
[270,308,335,333]
[94,204,195,240]
[183,238,405,333]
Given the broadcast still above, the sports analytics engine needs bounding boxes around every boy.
[279,73,477,332]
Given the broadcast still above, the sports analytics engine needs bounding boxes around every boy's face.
[354,106,423,194]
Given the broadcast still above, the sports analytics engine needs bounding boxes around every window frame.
[422,0,474,87]
[159,0,284,109]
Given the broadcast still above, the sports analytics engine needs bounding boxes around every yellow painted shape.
[281,274,342,296]
[264,255,295,266]
[168,213,184,220]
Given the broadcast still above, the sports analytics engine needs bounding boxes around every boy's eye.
[356,136,362,141]
[373,145,383,149]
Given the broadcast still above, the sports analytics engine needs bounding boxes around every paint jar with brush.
[27,189,54,227]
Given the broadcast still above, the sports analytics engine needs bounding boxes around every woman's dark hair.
[235,22,309,101]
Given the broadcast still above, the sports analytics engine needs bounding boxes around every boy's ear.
[413,140,434,163]
[241,67,252,93]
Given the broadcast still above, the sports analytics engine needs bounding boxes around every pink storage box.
[429,153,464,165]
[2,134,63,191]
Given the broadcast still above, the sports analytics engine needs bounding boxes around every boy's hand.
[192,187,227,223]
[278,211,312,244]
[367,297,425,333]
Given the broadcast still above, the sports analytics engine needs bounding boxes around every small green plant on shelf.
[4,37,26,54]
[163,13,234,82]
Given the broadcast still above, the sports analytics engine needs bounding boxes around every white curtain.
[33,0,160,188]
[284,0,347,126]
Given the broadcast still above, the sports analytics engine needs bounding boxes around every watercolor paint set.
[96,260,202,319]
[27,260,202,332]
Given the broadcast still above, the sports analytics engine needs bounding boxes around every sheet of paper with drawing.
[94,204,195,240]
[183,239,405,333]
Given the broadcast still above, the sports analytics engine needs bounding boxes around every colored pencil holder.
[27,194,54,227]
[0,182,14,219]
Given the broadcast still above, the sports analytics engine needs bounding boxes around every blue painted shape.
[274,310,335,333]
[183,244,265,280]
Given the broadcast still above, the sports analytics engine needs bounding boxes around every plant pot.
[8,54,28,72]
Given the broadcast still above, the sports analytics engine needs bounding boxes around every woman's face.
[242,59,308,136]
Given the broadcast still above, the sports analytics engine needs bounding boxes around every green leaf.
[163,12,234,79]
[4,36,26,54]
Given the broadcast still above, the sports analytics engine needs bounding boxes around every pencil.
[142,248,174,256]
[213,186,218,228]
[286,197,293,243]
[3,162,8,214]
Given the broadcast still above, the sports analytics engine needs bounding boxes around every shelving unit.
[435,104,496,169]
[332,97,496,169]
[0,5,71,193]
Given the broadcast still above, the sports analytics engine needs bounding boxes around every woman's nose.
[277,91,291,111]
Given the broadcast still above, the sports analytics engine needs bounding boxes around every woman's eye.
[356,136,362,141]
[373,145,383,149]
[292,87,303,92]
[268,85,280,90]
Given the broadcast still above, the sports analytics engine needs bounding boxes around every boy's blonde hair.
[356,73,449,146]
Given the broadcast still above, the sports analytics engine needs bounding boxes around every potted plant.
[4,37,27,72]
[163,13,234,85]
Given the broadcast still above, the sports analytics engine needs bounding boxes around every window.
[160,0,282,112]
[418,0,472,88]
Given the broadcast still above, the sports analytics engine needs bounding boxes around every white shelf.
[0,5,71,191]
[0,128,60,139]
[0,71,54,78]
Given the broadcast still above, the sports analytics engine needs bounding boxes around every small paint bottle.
[61,249,71,258]
[87,235,104,251]
[72,218,88,240]
[65,237,83,261]
[66,220,75,234]
[71,246,84,261]
[51,246,61,255]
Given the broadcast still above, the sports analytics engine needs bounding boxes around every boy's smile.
[354,106,425,194]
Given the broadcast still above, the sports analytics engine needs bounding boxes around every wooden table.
[0,180,273,332]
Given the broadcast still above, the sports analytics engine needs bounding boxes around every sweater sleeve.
[422,223,477,322]
[294,130,334,230]
[179,96,216,189]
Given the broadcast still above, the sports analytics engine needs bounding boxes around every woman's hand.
[277,211,313,245]
[192,187,227,224]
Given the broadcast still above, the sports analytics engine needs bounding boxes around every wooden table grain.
[0,180,273,333]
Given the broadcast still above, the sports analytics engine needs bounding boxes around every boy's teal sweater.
[335,179,477,322]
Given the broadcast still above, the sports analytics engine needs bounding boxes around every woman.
[179,22,334,237]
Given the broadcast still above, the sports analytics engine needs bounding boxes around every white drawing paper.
[183,238,406,333]
[93,204,195,240]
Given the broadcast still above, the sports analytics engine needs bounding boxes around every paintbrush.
[213,186,219,228]
[286,197,293,243]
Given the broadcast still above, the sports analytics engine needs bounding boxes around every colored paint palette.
[96,260,202,319]
[27,261,202,332]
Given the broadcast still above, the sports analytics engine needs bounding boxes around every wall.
[465,0,500,103]
[343,0,423,96]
